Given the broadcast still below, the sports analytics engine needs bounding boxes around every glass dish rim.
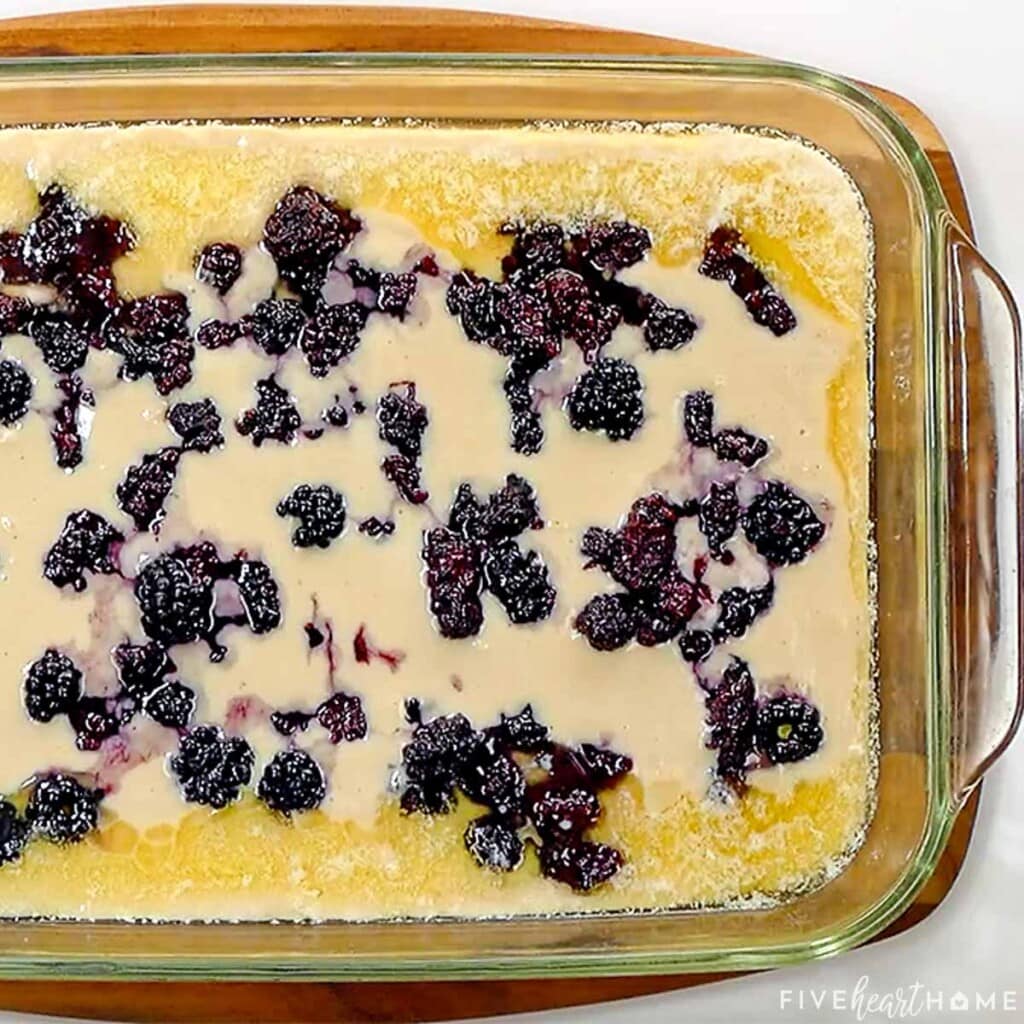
[0,51,955,979]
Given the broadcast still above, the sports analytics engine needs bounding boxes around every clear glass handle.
[943,215,1024,803]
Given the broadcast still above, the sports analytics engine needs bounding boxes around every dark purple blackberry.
[69,695,122,751]
[116,447,181,531]
[575,743,634,786]
[263,185,361,305]
[580,526,616,568]
[607,492,682,589]
[317,691,367,743]
[169,725,254,809]
[246,298,306,356]
[495,704,549,753]
[643,297,697,352]
[501,222,566,285]
[698,481,739,558]
[43,509,123,592]
[482,539,556,625]
[593,275,653,326]
[376,271,417,318]
[446,272,503,344]
[323,398,350,428]
[382,454,428,504]
[0,801,29,865]
[23,648,83,722]
[699,227,796,336]
[457,738,526,817]
[572,220,651,271]
[538,269,590,330]
[0,231,31,285]
[26,773,100,844]
[400,711,483,814]
[511,408,544,454]
[28,312,89,374]
[705,657,757,788]
[112,640,175,700]
[422,528,484,640]
[345,259,381,290]
[635,570,699,646]
[299,301,369,376]
[713,580,775,642]
[0,359,33,425]
[276,483,346,549]
[679,628,715,664]
[575,592,637,651]
[491,289,561,366]
[713,428,768,468]
[167,398,223,453]
[539,839,622,892]
[358,516,395,538]
[234,558,282,635]
[529,784,600,840]
[755,694,824,764]
[565,357,644,441]
[61,262,121,330]
[134,552,215,647]
[196,319,242,350]
[483,473,542,540]
[104,292,194,395]
[195,242,243,294]
[683,390,714,447]
[271,709,314,737]
[51,375,92,470]
[742,482,826,566]
[142,681,196,729]
[0,293,29,335]
[257,749,326,815]
[464,815,524,872]
[377,385,428,459]
[236,376,301,446]
[19,185,87,280]
[562,294,621,360]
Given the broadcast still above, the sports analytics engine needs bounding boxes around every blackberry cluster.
[400,704,631,892]
[376,383,429,504]
[683,390,769,468]
[43,509,123,592]
[575,493,700,651]
[116,447,181,532]
[25,773,102,844]
[169,725,255,809]
[299,301,369,377]
[270,690,367,744]
[167,398,224,453]
[111,640,195,729]
[103,292,195,395]
[699,226,797,336]
[235,375,301,446]
[342,259,420,320]
[423,475,555,639]
[276,483,347,549]
[446,220,695,453]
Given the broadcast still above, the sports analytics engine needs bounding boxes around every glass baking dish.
[0,53,1019,980]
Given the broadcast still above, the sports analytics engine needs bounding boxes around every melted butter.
[0,122,873,920]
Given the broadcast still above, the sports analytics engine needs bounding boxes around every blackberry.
[538,269,590,331]
[464,816,524,872]
[483,474,542,540]
[580,526,616,568]
[0,230,31,285]
[195,241,243,294]
[276,483,346,549]
[643,297,697,352]
[29,312,89,374]
[61,263,121,330]
[377,385,428,458]
[713,580,775,642]
[104,292,194,395]
[678,628,715,664]
[539,839,622,892]
[635,570,699,646]
[482,539,556,625]
[246,298,306,356]
[316,691,367,743]
[51,375,92,470]
[23,648,83,722]
[236,376,301,447]
[562,294,620,360]
[491,290,560,365]
[26,773,101,844]
[167,398,224,453]
[501,222,566,284]
[169,725,254,808]
[755,694,824,764]
[263,185,361,305]
[234,558,283,635]
[381,454,428,504]
[742,482,826,566]
[572,220,651,271]
[565,357,644,441]
[0,292,30,334]
[705,657,757,788]
[0,359,33,425]
[575,592,637,651]
[683,390,714,447]
[575,743,633,786]
[529,784,600,840]
[446,272,503,344]
[111,640,175,700]
[270,710,314,737]
[116,447,181,531]
[749,289,798,336]
[68,695,122,751]
[698,481,739,558]
[196,319,242,350]
[511,409,544,454]
[376,271,417,318]
[323,399,350,428]
[495,704,549,753]
[299,301,369,376]
[456,737,526,817]
[422,528,484,640]
[0,801,29,865]
[43,509,123,592]
[134,552,215,646]
[400,711,483,815]
[607,492,681,589]
[257,749,327,815]
[713,427,768,468]
[143,681,196,729]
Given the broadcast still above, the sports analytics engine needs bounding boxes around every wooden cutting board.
[0,6,980,1021]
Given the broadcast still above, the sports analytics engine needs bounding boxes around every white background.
[0,1,1021,1021]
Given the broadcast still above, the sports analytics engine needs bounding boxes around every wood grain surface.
[0,6,980,1021]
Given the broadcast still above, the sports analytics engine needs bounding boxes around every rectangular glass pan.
[0,54,1020,979]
